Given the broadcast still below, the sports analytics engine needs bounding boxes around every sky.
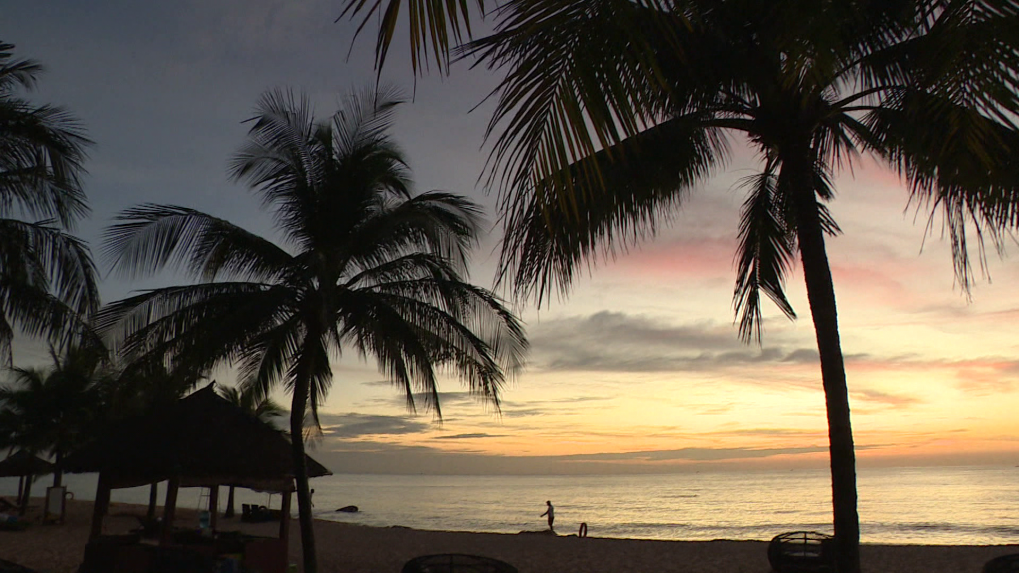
[5,1,1019,475]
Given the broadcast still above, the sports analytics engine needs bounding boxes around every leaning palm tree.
[339,2,1019,571]
[217,382,286,518]
[0,42,99,362]
[98,86,527,573]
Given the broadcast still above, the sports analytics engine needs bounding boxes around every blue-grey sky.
[6,1,1019,475]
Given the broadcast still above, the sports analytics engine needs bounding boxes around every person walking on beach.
[540,500,555,531]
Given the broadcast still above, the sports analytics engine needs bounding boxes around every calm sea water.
[3,466,1017,545]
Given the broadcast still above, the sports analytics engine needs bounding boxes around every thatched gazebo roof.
[63,384,330,491]
[0,450,54,478]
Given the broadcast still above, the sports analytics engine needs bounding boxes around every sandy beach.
[0,499,1015,573]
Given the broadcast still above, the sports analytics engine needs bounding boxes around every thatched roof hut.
[63,384,329,491]
[65,385,331,563]
[0,450,54,478]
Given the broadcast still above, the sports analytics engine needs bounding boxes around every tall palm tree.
[98,86,527,573]
[0,42,99,362]
[217,382,286,518]
[339,2,1019,571]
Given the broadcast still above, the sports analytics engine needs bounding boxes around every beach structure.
[0,451,55,516]
[63,384,330,573]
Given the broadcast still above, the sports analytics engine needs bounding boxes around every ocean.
[2,466,1016,545]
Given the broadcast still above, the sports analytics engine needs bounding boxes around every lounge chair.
[0,498,17,512]
[402,554,517,573]
[984,554,1019,573]
[767,531,835,573]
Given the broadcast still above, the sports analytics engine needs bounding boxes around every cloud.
[358,391,482,410]
[309,439,836,475]
[954,360,1019,395]
[432,433,507,440]
[527,311,818,374]
[851,388,922,407]
[560,445,829,462]
[318,413,433,438]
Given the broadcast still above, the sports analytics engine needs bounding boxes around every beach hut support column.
[209,485,219,530]
[279,489,291,543]
[160,477,179,546]
[89,473,111,540]
[146,482,158,522]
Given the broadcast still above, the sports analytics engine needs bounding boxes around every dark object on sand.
[0,559,38,573]
[241,503,281,523]
[767,531,835,573]
[336,505,359,513]
[984,554,1019,573]
[402,554,517,573]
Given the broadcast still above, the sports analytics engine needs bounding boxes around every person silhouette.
[540,500,555,531]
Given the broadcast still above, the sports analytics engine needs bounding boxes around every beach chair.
[984,554,1019,573]
[767,531,835,573]
[0,497,17,512]
[402,554,518,573]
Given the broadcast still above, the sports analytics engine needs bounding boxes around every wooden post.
[160,477,179,546]
[89,473,111,541]
[279,489,292,542]
[146,482,159,522]
[209,485,219,531]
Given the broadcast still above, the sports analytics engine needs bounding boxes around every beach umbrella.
[0,450,55,515]
[0,451,55,478]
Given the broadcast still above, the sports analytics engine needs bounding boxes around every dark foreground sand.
[0,499,1015,572]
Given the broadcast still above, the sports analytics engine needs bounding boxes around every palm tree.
[339,2,1019,571]
[98,86,527,573]
[0,42,99,362]
[0,343,109,492]
[217,383,286,518]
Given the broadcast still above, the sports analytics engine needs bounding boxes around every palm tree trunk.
[290,375,316,573]
[789,151,861,573]
[224,485,236,518]
[53,451,63,487]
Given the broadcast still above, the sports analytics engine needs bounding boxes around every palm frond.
[337,0,488,75]
[497,113,726,304]
[733,166,798,344]
[467,0,685,201]
[867,89,1019,288]
[0,96,91,227]
[104,204,296,282]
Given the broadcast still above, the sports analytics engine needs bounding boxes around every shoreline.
[0,499,1016,572]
